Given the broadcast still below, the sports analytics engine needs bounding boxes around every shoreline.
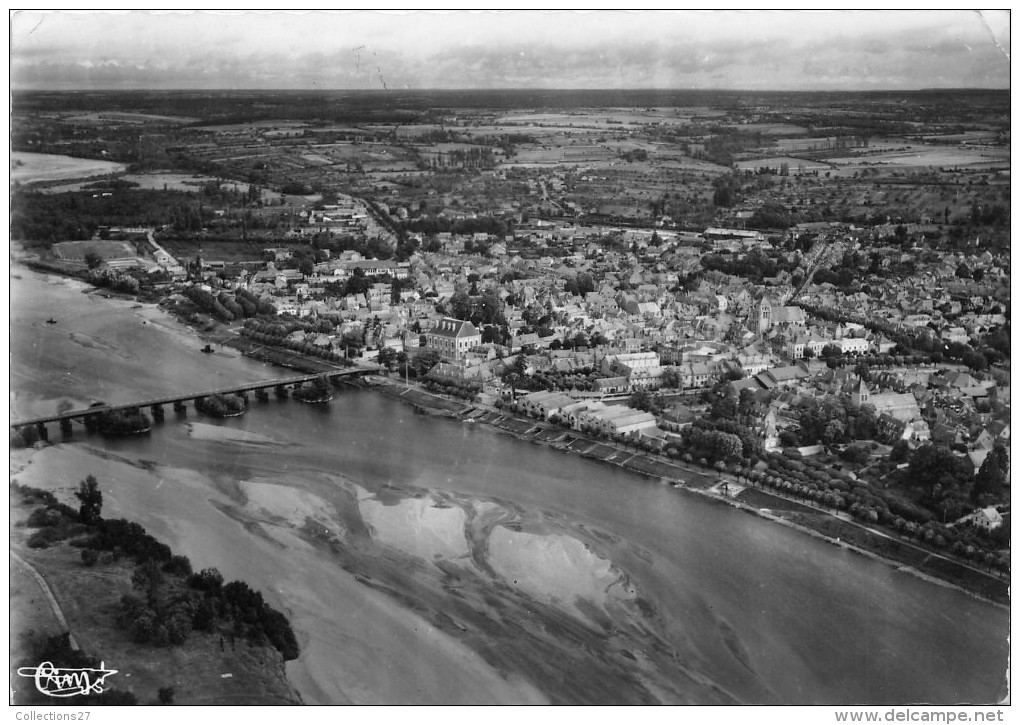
[362,375,1009,610]
[10,264,1009,693]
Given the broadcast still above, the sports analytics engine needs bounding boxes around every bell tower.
[757,297,772,334]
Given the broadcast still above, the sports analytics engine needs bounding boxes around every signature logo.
[16,661,119,698]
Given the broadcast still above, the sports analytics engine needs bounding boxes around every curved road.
[11,550,79,650]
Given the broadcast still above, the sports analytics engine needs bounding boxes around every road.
[11,551,79,650]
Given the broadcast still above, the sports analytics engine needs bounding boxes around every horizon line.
[11,86,1010,94]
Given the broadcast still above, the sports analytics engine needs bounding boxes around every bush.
[91,518,173,564]
[162,554,193,577]
[27,507,66,527]
[81,549,99,567]
[28,524,85,549]
[187,567,224,592]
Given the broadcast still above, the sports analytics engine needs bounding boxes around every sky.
[9,9,1012,91]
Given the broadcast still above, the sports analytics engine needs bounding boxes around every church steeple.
[851,379,870,407]
[756,296,773,333]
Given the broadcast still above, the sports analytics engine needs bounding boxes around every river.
[9,267,1009,705]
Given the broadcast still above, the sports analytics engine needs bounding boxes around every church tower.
[851,380,870,408]
[756,297,772,334]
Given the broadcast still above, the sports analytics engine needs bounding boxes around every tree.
[411,349,440,378]
[84,251,104,270]
[448,290,472,321]
[890,439,911,464]
[629,390,653,412]
[822,419,846,446]
[907,443,970,495]
[661,367,681,390]
[377,347,398,371]
[75,475,103,524]
[131,560,165,605]
[971,444,1009,503]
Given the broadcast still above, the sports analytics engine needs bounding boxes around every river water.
[9,267,1009,705]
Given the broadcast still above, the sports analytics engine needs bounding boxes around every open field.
[62,111,200,125]
[724,123,808,135]
[494,110,696,127]
[826,146,1010,168]
[38,172,289,205]
[734,156,835,172]
[196,121,310,133]
[770,136,841,151]
[52,240,137,261]
[11,152,126,184]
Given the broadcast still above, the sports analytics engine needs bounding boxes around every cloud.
[10,10,1011,90]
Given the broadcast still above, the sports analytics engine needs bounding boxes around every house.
[576,403,658,437]
[594,377,629,394]
[953,506,1003,532]
[869,391,922,422]
[518,390,576,420]
[755,365,810,390]
[425,318,482,360]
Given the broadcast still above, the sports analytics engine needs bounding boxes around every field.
[734,156,835,173]
[11,152,126,184]
[724,123,808,135]
[826,146,1010,169]
[494,109,697,127]
[62,111,199,125]
[34,172,289,205]
[52,240,137,261]
[770,136,841,151]
[196,121,309,133]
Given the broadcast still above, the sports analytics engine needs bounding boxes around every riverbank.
[9,487,302,706]
[15,261,1009,608]
[12,263,1008,705]
[364,375,1008,609]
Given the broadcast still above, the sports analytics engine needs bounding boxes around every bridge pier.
[10,370,373,439]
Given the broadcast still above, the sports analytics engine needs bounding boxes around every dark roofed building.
[426,317,482,360]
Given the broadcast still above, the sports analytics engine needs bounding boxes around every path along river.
[9,268,1009,705]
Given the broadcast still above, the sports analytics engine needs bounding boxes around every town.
[12,88,1010,592]
[9,4,1015,709]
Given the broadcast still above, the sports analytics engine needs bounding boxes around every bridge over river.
[11,366,379,440]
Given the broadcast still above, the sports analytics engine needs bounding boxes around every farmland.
[11,152,126,184]
[7,88,1009,250]
[52,239,137,261]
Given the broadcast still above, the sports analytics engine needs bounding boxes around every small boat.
[46,318,57,324]
[200,344,214,353]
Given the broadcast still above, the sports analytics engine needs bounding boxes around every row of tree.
[86,267,141,294]
[180,285,274,322]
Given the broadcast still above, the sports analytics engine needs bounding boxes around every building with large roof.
[425,317,481,360]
